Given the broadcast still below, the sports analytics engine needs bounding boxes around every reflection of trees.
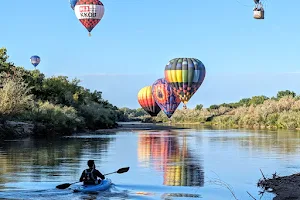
[207,129,300,154]
[138,131,204,187]
[0,135,114,184]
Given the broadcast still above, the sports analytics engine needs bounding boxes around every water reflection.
[0,136,114,185]
[206,129,300,154]
[138,131,204,187]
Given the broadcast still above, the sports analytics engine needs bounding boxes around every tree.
[238,98,251,106]
[195,104,203,110]
[249,95,269,106]
[209,104,220,110]
[0,48,15,73]
[0,47,120,134]
[277,90,296,99]
[0,71,33,119]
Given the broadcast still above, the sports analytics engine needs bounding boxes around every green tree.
[0,47,120,135]
[277,90,296,99]
[195,104,203,110]
[238,98,251,106]
[0,71,33,120]
[209,104,220,110]
[249,95,269,106]
[0,48,15,74]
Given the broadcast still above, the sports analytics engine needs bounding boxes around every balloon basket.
[88,32,91,37]
[253,10,264,19]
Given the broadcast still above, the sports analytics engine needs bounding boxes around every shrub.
[0,71,33,120]
[23,101,83,136]
[78,101,117,130]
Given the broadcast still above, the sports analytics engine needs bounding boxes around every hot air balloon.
[253,0,264,19]
[164,58,206,109]
[70,0,78,10]
[137,86,161,117]
[74,0,105,36]
[30,55,40,68]
[152,78,181,118]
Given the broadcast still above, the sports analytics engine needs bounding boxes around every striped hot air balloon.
[137,86,161,117]
[164,58,206,108]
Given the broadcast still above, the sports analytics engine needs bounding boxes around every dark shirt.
[79,168,105,184]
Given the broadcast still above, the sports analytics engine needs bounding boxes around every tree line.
[121,89,300,130]
[0,47,123,139]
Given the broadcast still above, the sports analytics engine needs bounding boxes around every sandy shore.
[258,172,300,200]
[95,122,189,133]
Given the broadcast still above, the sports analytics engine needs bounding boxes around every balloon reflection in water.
[138,132,204,187]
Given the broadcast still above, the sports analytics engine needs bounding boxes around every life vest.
[84,169,97,184]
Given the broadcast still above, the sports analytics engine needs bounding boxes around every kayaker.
[79,160,105,185]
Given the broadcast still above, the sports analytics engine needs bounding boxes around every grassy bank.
[122,90,300,130]
[0,48,121,139]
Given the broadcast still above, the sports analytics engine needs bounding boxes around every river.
[1,125,300,199]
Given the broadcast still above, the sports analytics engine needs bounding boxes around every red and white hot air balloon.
[74,0,105,36]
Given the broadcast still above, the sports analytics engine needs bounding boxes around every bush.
[0,72,33,119]
[22,101,83,136]
[78,101,117,130]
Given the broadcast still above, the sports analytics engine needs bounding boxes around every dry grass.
[155,96,300,130]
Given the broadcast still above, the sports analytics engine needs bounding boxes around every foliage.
[195,104,203,110]
[127,89,300,130]
[0,71,33,119]
[78,100,118,129]
[277,90,296,99]
[0,47,119,138]
[117,107,148,122]
[22,101,83,135]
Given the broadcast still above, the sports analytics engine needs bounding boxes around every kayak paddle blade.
[117,167,130,174]
[56,183,72,189]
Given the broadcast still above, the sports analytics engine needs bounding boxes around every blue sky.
[1,0,300,109]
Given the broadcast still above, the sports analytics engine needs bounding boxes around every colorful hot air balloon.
[152,78,181,118]
[164,58,206,108]
[137,86,161,117]
[74,0,105,36]
[70,0,78,10]
[30,55,40,68]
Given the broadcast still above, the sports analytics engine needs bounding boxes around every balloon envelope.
[152,78,181,118]
[164,58,206,105]
[137,86,161,117]
[74,0,104,34]
[70,0,78,10]
[30,55,40,67]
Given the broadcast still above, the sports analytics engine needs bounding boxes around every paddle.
[56,167,130,189]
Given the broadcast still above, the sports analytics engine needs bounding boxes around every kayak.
[73,179,112,193]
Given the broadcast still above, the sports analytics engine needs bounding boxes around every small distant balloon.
[30,55,40,68]
[74,0,105,36]
[70,0,78,10]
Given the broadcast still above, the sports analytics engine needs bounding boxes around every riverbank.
[258,172,300,200]
[0,121,189,140]
[95,122,190,133]
[0,121,35,140]
[125,92,300,131]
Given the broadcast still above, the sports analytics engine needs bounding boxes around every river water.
[1,126,300,200]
